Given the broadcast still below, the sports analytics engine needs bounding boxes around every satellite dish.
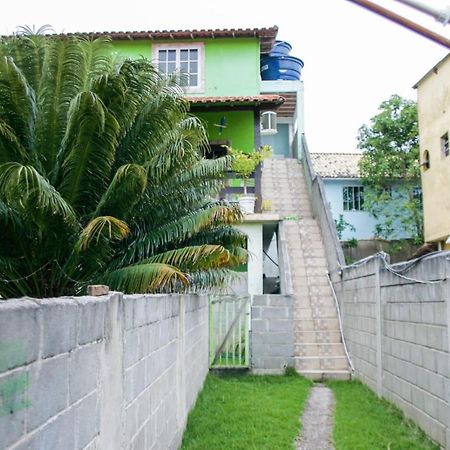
[214,116,227,135]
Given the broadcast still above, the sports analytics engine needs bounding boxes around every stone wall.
[333,252,450,448]
[0,293,209,450]
[251,294,294,374]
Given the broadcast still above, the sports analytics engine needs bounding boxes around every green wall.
[113,41,152,60]
[195,111,254,152]
[113,38,260,97]
[203,39,259,96]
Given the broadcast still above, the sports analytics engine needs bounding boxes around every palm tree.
[0,35,246,298]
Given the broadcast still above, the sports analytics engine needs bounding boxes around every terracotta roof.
[187,95,285,107]
[57,26,278,54]
[310,152,362,178]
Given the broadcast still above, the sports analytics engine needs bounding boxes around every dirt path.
[296,384,335,450]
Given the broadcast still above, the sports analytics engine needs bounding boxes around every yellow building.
[415,53,450,250]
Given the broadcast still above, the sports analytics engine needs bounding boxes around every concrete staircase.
[261,158,351,380]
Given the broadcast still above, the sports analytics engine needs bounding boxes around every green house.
[76,26,305,206]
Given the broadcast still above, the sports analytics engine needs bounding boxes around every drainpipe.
[346,0,450,48]
[393,0,450,25]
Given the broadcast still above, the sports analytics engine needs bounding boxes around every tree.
[357,94,423,243]
[0,36,247,298]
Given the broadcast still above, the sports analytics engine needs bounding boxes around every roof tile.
[310,152,362,178]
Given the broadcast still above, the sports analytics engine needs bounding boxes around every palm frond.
[121,203,243,264]
[185,268,238,292]
[58,91,120,212]
[0,119,29,163]
[76,216,129,251]
[145,244,231,272]
[101,262,188,293]
[0,162,76,221]
[35,38,92,174]
[0,54,36,155]
[95,164,147,218]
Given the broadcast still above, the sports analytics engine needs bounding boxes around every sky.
[1,0,449,153]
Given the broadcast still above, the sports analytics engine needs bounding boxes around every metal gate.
[209,296,250,368]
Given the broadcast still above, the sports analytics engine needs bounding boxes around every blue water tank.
[261,40,304,81]
[269,40,292,57]
[260,55,304,81]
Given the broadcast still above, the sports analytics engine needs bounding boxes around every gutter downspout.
[346,0,450,48]
[394,0,450,25]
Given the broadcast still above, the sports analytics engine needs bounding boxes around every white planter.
[238,195,256,214]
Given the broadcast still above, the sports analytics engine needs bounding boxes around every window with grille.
[343,186,364,211]
[153,43,204,93]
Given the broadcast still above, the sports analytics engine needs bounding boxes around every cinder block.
[37,298,78,358]
[27,355,69,431]
[260,307,288,320]
[130,427,146,450]
[76,297,107,345]
[124,328,140,369]
[0,299,39,371]
[251,319,267,333]
[86,285,109,296]
[75,392,99,450]
[36,408,76,450]
[69,344,98,403]
[145,413,157,449]
[266,343,294,358]
[267,319,293,333]
[0,369,28,448]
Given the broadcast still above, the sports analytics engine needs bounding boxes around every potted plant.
[229,146,271,214]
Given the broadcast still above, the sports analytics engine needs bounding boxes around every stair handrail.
[300,135,346,270]
[327,273,355,374]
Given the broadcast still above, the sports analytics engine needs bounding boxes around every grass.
[181,371,312,450]
[328,380,440,450]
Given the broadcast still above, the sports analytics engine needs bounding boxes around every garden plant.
[0,35,247,298]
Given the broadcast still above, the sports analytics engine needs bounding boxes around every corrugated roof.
[310,152,362,178]
[55,26,278,54]
[188,95,285,107]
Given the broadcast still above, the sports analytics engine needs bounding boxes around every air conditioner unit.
[261,111,277,136]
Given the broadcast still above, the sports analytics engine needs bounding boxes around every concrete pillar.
[237,222,263,295]
[375,257,383,398]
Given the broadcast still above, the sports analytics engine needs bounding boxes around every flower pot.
[238,195,256,214]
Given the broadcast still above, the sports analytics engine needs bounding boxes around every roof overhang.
[55,26,278,54]
[187,95,285,110]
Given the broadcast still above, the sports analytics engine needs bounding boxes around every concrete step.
[295,355,350,371]
[294,318,340,332]
[297,370,352,381]
[295,343,346,357]
[295,330,342,343]
[295,306,338,319]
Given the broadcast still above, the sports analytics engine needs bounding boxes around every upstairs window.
[441,132,449,157]
[343,186,364,211]
[153,43,204,93]
[422,150,430,170]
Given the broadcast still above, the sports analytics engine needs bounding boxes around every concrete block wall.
[333,252,450,449]
[0,293,209,450]
[251,294,294,374]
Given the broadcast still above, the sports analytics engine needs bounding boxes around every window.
[441,132,449,157]
[422,150,430,170]
[412,186,422,203]
[343,186,364,211]
[153,43,204,93]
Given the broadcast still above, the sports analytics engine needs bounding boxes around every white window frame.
[152,42,205,94]
[343,185,364,211]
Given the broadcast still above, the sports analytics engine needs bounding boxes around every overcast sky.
[1,0,449,153]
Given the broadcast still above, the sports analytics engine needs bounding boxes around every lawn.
[181,371,312,450]
[328,380,440,450]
